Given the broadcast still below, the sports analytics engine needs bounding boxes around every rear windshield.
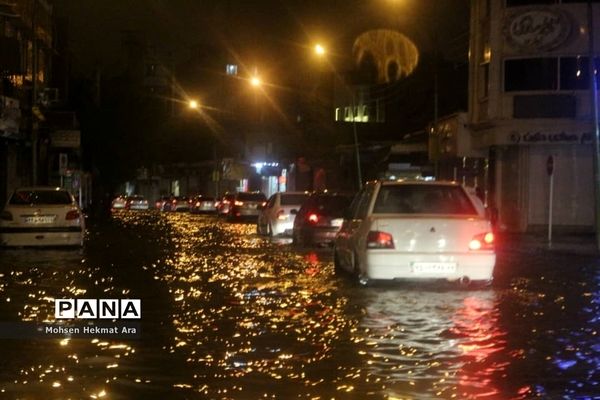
[305,195,352,217]
[128,196,145,201]
[237,192,266,202]
[9,190,72,205]
[373,184,476,215]
[280,193,309,206]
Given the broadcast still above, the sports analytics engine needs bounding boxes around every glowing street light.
[188,99,199,109]
[250,76,262,87]
[314,43,326,56]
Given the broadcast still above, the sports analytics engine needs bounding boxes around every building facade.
[468,0,600,232]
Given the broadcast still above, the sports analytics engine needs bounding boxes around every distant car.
[166,196,191,212]
[217,193,236,217]
[0,187,85,247]
[257,191,309,236]
[292,192,353,247]
[125,195,149,210]
[229,192,267,220]
[333,180,496,287]
[190,195,217,214]
[111,195,127,211]
[155,196,171,210]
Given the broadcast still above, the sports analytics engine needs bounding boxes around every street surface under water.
[0,212,599,399]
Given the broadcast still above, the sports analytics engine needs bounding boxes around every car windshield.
[237,192,266,202]
[9,189,72,205]
[308,195,352,217]
[373,184,477,215]
[280,193,309,205]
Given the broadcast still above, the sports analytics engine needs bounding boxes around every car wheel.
[352,253,369,287]
[333,249,343,274]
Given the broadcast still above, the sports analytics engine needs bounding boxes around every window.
[226,64,238,76]
[560,57,589,90]
[10,190,72,205]
[373,185,477,215]
[505,58,558,91]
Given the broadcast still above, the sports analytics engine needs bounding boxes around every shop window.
[560,57,589,90]
[505,58,557,91]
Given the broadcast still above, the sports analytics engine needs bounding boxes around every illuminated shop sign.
[504,8,571,53]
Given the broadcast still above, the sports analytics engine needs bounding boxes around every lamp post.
[188,99,220,198]
[312,43,363,189]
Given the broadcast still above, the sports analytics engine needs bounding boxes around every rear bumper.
[231,207,260,217]
[1,229,84,247]
[300,227,339,245]
[363,251,495,281]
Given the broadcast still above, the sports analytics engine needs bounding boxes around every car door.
[336,184,374,270]
[260,194,276,229]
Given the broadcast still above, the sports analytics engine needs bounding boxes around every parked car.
[216,193,236,217]
[257,191,309,236]
[0,187,85,247]
[111,195,127,211]
[125,195,149,210]
[292,192,353,247]
[190,195,217,214]
[229,192,267,220]
[166,196,191,212]
[333,180,495,287]
[155,196,171,210]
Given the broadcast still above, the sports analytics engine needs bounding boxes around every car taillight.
[223,200,229,204]
[1,211,12,221]
[234,201,244,206]
[469,232,494,251]
[195,201,201,207]
[172,200,177,204]
[277,209,286,220]
[66,210,80,220]
[262,202,267,207]
[367,230,395,249]
[308,213,319,223]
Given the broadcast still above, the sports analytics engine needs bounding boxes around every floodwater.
[0,211,599,399]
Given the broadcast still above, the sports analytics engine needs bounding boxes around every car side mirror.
[290,209,298,215]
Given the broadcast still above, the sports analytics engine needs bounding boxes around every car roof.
[379,180,461,187]
[14,186,68,191]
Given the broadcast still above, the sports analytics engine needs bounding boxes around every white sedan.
[257,192,309,236]
[0,187,85,247]
[334,180,495,287]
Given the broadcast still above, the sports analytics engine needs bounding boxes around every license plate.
[411,262,457,274]
[24,215,56,224]
[331,218,343,227]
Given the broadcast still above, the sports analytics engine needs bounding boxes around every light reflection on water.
[0,211,599,398]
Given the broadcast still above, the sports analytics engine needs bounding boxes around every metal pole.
[548,168,554,247]
[588,1,600,251]
[351,93,363,190]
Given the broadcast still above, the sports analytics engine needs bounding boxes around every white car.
[125,195,149,210]
[0,187,85,247]
[333,180,495,287]
[257,192,309,236]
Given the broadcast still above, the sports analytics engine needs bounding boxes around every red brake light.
[308,213,319,223]
[66,210,80,220]
[367,230,394,249]
[469,232,494,251]
[262,201,267,206]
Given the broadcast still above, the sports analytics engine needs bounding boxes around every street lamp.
[188,99,199,109]
[312,43,363,189]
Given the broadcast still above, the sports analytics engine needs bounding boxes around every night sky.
[53,0,470,78]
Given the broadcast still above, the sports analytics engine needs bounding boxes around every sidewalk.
[496,232,600,257]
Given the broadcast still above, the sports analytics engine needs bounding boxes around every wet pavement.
[1,211,600,399]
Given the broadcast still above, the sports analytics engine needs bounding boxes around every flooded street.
[1,212,599,399]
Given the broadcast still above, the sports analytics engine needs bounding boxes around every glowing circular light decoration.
[353,29,419,84]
